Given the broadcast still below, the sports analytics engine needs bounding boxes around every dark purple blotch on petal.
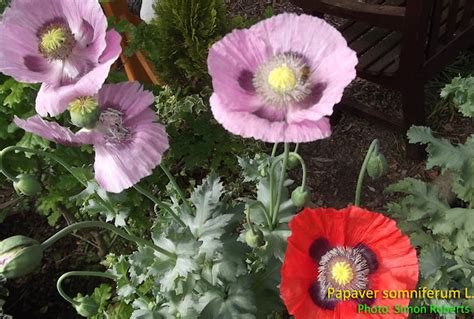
[24,56,48,73]
[238,69,255,93]
[355,243,378,273]
[295,82,327,109]
[309,237,332,264]
[309,281,337,310]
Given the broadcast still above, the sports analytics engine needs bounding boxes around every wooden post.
[101,0,161,85]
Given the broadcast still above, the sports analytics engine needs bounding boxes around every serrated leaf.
[199,277,257,319]
[107,302,134,319]
[419,244,446,278]
[189,172,224,237]
[386,177,449,220]
[92,284,112,309]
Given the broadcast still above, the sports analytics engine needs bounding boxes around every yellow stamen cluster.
[267,65,297,93]
[331,261,354,286]
[40,28,68,54]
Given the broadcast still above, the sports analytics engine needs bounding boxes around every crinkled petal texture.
[14,83,169,194]
[208,13,357,143]
[36,30,122,116]
[280,206,419,319]
[14,115,101,146]
[93,82,169,193]
[0,0,122,116]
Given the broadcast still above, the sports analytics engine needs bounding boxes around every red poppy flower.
[280,206,419,319]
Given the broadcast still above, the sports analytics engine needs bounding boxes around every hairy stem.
[354,139,379,206]
[160,164,193,215]
[134,184,186,227]
[41,221,176,259]
[272,143,290,227]
[288,152,307,188]
[57,271,116,306]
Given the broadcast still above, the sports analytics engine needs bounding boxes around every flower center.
[69,97,100,129]
[331,261,354,286]
[98,108,130,143]
[318,246,369,292]
[38,23,75,60]
[69,97,98,115]
[253,52,311,107]
[268,66,297,93]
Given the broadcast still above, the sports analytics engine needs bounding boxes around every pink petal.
[210,94,332,143]
[93,123,169,193]
[252,13,348,61]
[208,29,270,112]
[35,30,122,116]
[14,115,101,146]
[98,82,155,121]
[62,0,107,53]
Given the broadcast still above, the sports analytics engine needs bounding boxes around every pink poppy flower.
[14,82,169,193]
[0,0,122,116]
[208,13,357,143]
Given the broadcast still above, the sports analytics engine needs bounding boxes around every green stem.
[294,143,299,154]
[57,271,116,306]
[0,146,86,186]
[160,164,193,215]
[288,152,307,188]
[0,146,117,215]
[41,221,176,259]
[447,264,474,273]
[272,143,290,227]
[271,143,279,157]
[268,156,283,229]
[249,201,272,231]
[133,184,186,227]
[354,139,379,207]
[245,205,256,234]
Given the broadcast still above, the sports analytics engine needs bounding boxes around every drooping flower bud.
[291,187,310,207]
[245,228,265,248]
[69,97,100,129]
[13,174,42,196]
[287,153,299,170]
[366,152,387,180]
[0,235,43,279]
[74,295,99,317]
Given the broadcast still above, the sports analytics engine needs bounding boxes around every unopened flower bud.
[245,228,265,248]
[287,154,299,170]
[291,187,310,207]
[74,295,99,317]
[69,97,100,129]
[367,152,387,179]
[13,174,41,196]
[0,235,43,279]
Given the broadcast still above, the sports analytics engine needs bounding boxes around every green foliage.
[155,86,263,181]
[133,0,230,92]
[386,79,474,313]
[0,0,9,13]
[441,76,474,118]
[101,151,296,318]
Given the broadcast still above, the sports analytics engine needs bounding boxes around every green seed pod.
[291,187,310,207]
[366,152,387,180]
[74,295,99,317]
[13,174,42,196]
[245,228,265,248]
[0,235,43,279]
[287,154,299,170]
[69,97,100,129]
